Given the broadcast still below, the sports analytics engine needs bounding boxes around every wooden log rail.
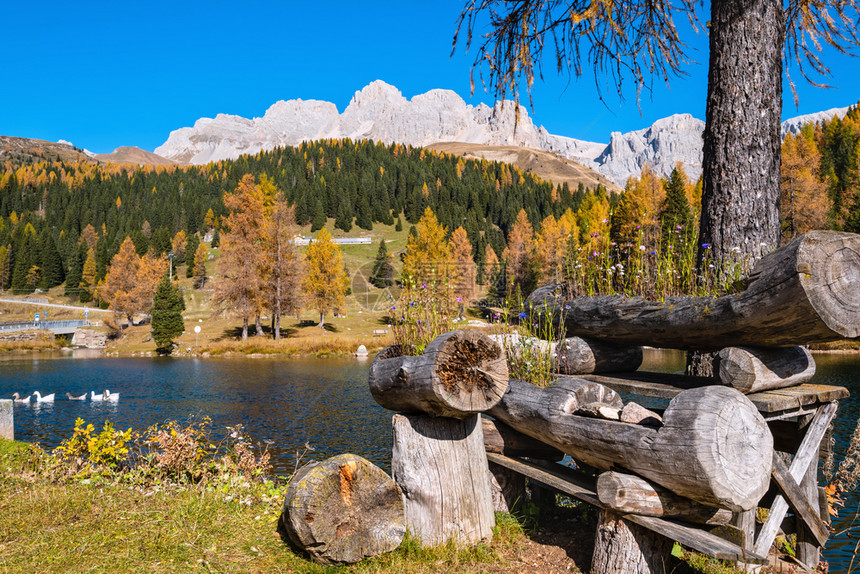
[488,377,774,511]
[528,231,860,350]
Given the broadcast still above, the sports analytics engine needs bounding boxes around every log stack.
[369,330,505,547]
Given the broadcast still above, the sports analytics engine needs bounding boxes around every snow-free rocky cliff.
[155,80,853,186]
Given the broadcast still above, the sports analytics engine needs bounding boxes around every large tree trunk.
[700,0,784,267]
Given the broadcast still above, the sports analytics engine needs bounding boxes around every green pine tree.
[210,228,220,248]
[311,199,326,232]
[370,238,395,287]
[39,231,65,289]
[660,167,694,247]
[64,243,85,297]
[185,233,200,278]
[151,274,185,355]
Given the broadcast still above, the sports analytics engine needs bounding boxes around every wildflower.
[702,243,710,249]
[456,296,462,303]
[518,312,527,319]
[676,224,682,229]
[602,218,608,224]
[650,251,656,255]
[636,225,641,229]
[390,305,396,310]
[639,245,646,251]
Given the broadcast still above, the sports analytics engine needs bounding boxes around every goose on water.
[33,391,55,403]
[65,392,87,401]
[90,391,104,402]
[11,392,31,403]
[104,389,120,402]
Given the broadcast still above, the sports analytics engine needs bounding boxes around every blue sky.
[3,1,859,154]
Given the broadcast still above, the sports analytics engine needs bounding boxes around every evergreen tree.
[370,238,395,288]
[210,228,220,248]
[395,216,403,232]
[311,199,326,232]
[11,234,36,293]
[0,244,9,291]
[185,233,200,278]
[64,243,85,297]
[80,249,97,303]
[39,231,65,289]
[660,166,694,249]
[151,273,185,355]
[151,227,172,256]
[130,229,149,256]
[335,201,353,232]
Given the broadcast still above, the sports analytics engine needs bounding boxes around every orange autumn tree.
[100,236,166,323]
[504,208,535,294]
[781,127,829,241]
[303,227,348,328]
[265,189,304,339]
[213,174,267,340]
[450,226,476,318]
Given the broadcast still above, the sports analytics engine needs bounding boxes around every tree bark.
[488,378,773,511]
[481,417,564,460]
[555,336,643,374]
[369,330,508,418]
[528,231,860,350]
[281,453,405,564]
[592,509,674,574]
[717,346,816,393]
[700,0,784,268]
[391,413,495,546]
[597,471,733,525]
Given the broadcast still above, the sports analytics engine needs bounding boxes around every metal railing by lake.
[0,320,96,335]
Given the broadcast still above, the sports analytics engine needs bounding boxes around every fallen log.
[597,471,733,525]
[716,346,816,393]
[369,330,508,418]
[488,378,773,511]
[528,231,860,350]
[555,336,643,374]
[281,454,405,564]
[391,413,495,546]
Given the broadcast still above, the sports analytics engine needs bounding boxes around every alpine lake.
[2,349,859,571]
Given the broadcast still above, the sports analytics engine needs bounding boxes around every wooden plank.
[581,372,847,414]
[771,455,829,547]
[486,454,767,564]
[796,411,823,569]
[754,402,838,557]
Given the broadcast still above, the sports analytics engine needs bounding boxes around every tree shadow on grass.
[214,325,299,341]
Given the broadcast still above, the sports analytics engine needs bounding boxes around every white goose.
[65,392,87,401]
[33,391,55,403]
[104,389,120,402]
[11,392,31,403]
[90,390,104,402]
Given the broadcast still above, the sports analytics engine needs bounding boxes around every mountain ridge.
[155,80,855,186]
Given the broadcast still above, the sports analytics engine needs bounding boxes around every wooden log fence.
[528,230,860,350]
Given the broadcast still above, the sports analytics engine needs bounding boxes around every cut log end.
[435,332,505,395]
[798,231,860,339]
[664,386,773,511]
[282,454,405,565]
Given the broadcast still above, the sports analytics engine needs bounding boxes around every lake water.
[1,350,859,571]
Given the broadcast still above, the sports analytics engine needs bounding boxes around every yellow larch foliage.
[506,209,535,288]
[402,207,452,288]
[450,227,476,313]
[302,227,348,327]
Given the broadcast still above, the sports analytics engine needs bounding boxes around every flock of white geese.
[10,390,120,403]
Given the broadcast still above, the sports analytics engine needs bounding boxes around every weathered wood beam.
[753,401,837,557]
[481,417,564,460]
[770,455,829,547]
[597,471,732,525]
[488,378,773,511]
[717,346,816,393]
[529,231,860,350]
[555,336,643,374]
[391,413,494,547]
[369,330,508,418]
